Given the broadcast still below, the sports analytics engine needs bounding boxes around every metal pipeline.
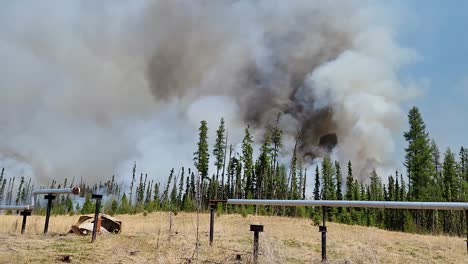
[0,186,80,211]
[226,199,468,211]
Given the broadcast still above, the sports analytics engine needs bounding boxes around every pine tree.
[335,161,343,200]
[194,120,210,182]
[162,169,174,209]
[190,170,195,199]
[432,140,442,176]
[213,118,226,183]
[178,168,185,208]
[81,195,94,214]
[289,142,299,200]
[0,168,4,203]
[242,125,254,197]
[226,145,233,198]
[302,169,307,200]
[404,107,436,201]
[321,156,335,200]
[137,173,144,204]
[313,165,320,200]
[129,162,136,206]
[345,161,354,200]
[369,170,383,201]
[170,171,179,210]
[153,182,160,209]
[270,113,283,174]
[119,193,131,214]
[256,134,272,199]
[442,149,457,202]
[15,176,25,205]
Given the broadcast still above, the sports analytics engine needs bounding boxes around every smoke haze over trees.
[2,107,468,236]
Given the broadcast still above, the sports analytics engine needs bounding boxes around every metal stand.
[43,194,56,234]
[465,210,468,254]
[20,210,32,234]
[209,203,216,245]
[319,206,327,263]
[91,194,103,243]
[250,224,263,264]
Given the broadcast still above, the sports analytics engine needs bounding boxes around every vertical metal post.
[465,210,468,254]
[253,231,259,262]
[209,203,216,245]
[20,210,32,234]
[43,194,56,234]
[319,206,327,263]
[91,194,103,243]
[250,224,263,264]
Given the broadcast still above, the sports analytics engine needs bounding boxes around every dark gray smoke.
[0,0,416,183]
[145,0,355,158]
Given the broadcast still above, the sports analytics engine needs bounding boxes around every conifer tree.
[404,107,436,201]
[170,172,178,209]
[0,168,4,203]
[178,168,185,207]
[213,118,226,183]
[313,165,320,200]
[81,194,94,214]
[162,169,174,209]
[15,176,24,205]
[226,145,233,198]
[302,168,307,200]
[345,161,354,200]
[190,170,195,199]
[153,182,160,209]
[442,149,457,202]
[137,173,144,204]
[194,120,210,182]
[129,162,136,206]
[256,134,271,199]
[335,161,343,200]
[242,125,254,196]
[119,193,131,214]
[321,156,335,200]
[289,143,299,200]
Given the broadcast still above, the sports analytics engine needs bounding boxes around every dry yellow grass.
[0,212,466,263]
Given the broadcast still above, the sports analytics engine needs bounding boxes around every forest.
[1,106,467,237]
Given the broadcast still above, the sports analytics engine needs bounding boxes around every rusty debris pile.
[69,214,122,235]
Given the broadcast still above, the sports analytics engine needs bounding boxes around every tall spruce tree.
[335,161,343,200]
[442,149,457,202]
[242,125,254,197]
[345,161,354,200]
[313,165,320,200]
[404,107,436,201]
[321,156,335,200]
[213,118,226,183]
[256,134,271,199]
[194,120,210,202]
[129,162,136,206]
[271,113,283,176]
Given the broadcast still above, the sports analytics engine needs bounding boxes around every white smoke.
[0,0,417,184]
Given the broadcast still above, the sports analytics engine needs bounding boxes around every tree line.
[1,107,467,236]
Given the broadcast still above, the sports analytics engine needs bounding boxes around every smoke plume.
[0,0,416,184]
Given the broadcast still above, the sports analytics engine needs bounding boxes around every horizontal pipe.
[0,205,32,210]
[226,199,468,211]
[32,187,80,195]
[0,187,81,211]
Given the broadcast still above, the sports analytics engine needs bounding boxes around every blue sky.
[395,1,468,155]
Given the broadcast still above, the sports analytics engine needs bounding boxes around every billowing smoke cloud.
[0,0,416,184]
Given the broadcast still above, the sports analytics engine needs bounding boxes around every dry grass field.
[0,212,466,263]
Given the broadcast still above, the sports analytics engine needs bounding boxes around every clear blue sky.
[396,0,468,154]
